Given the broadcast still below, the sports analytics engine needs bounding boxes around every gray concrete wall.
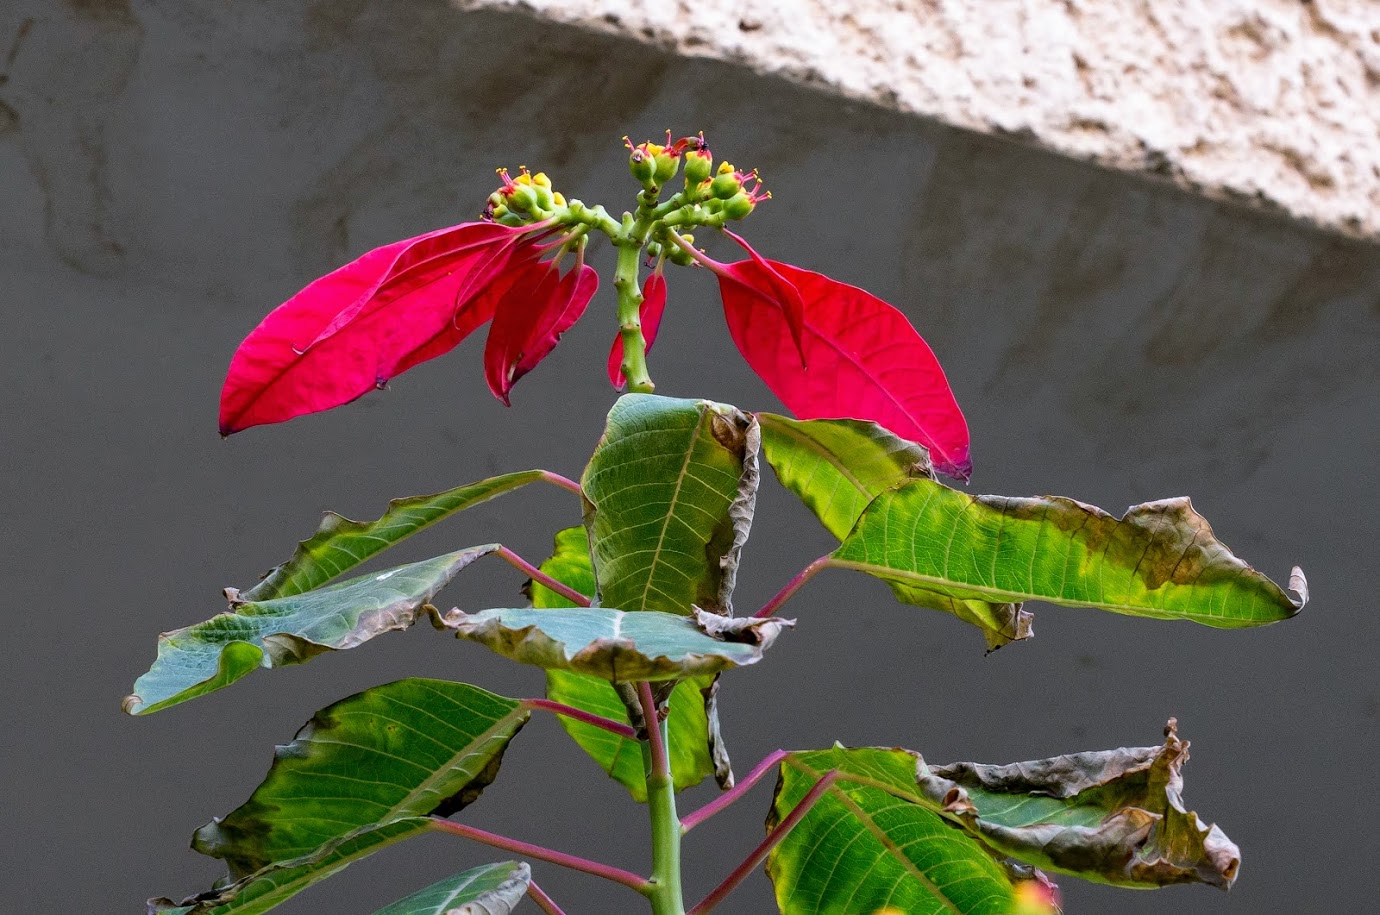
[2,2,1376,912]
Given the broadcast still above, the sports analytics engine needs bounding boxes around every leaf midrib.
[784,757,963,915]
[827,558,1275,624]
[637,409,712,612]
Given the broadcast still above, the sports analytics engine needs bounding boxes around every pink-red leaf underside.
[218,222,533,434]
[485,258,599,404]
[719,258,972,479]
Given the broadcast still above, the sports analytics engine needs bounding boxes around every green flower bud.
[710,162,742,200]
[652,147,680,184]
[628,147,656,184]
[508,182,539,212]
[683,148,713,185]
[720,191,756,220]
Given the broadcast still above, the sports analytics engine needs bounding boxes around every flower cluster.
[219,133,971,479]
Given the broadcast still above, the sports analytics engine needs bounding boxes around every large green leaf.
[917,719,1240,889]
[757,414,932,540]
[125,548,496,714]
[831,480,1305,646]
[582,394,759,615]
[443,606,790,682]
[532,527,722,800]
[242,470,547,601]
[371,862,530,914]
[768,747,1017,914]
[151,679,529,914]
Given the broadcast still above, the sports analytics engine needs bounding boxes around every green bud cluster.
[625,135,683,191]
[647,232,699,267]
[484,168,566,226]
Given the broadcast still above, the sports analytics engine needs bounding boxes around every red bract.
[484,253,599,405]
[218,221,548,435]
[712,238,972,480]
[606,272,667,390]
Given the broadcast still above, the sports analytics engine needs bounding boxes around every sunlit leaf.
[242,470,547,602]
[918,719,1240,889]
[126,548,495,714]
[443,606,790,682]
[531,527,721,800]
[832,479,1305,647]
[150,679,528,913]
[768,747,1016,914]
[757,414,932,540]
[371,862,530,915]
[582,394,759,615]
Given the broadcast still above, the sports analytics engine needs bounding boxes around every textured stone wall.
[465,0,1380,239]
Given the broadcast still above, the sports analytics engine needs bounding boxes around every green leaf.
[532,527,724,800]
[917,719,1241,889]
[371,862,530,914]
[125,548,496,714]
[768,747,1017,914]
[443,606,790,682]
[242,470,547,601]
[832,480,1306,647]
[582,394,759,615]
[150,820,433,915]
[152,679,529,914]
[757,414,932,540]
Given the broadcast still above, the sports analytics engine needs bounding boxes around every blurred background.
[2,2,1376,912]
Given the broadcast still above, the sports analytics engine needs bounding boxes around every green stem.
[614,229,655,394]
[639,682,686,915]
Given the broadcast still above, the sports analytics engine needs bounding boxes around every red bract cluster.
[218,168,970,478]
[217,220,589,435]
[689,234,971,480]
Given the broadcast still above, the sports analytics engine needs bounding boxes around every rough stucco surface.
[463,0,1380,239]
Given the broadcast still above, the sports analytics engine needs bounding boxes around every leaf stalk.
[496,546,591,607]
[427,817,650,893]
[427,817,648,888]
[753,554,835,618]
[680,749,788,833]
[526,879,567,915]
[523,697,637,739]
[686,771,840,914]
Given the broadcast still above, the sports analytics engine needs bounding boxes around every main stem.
[639,682,686,915]
[614,239,654,394]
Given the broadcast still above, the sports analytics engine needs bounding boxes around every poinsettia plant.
[131,134,1306,915]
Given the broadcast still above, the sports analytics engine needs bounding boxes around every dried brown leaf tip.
[919,719,1241,890]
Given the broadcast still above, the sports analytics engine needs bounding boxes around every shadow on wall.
[4,0,1375,486]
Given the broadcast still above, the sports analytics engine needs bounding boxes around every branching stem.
[495,545,591,607]
[754,554,834,618]
[686,771,840,914]
[427,817,649,893]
